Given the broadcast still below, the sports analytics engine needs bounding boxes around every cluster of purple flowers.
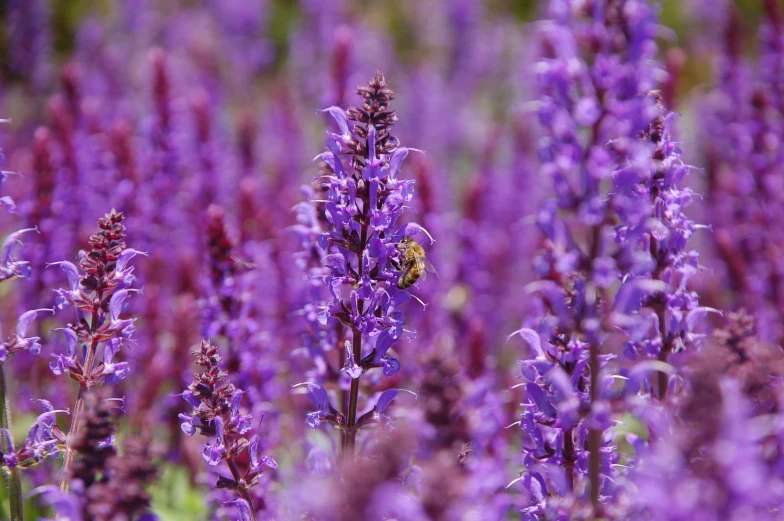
[294,71,426,456]
[702,0,784,343]
[0,209,147,520]
[179,340,277,521]
[0,0,783,520]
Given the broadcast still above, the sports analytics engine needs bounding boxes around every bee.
[457,442,474,465]
[394,236,436,289]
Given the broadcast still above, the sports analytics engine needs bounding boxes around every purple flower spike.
[297,72,427,458]
[515,0,706,517]
[702,2,784,343]
[47,211,141,391]
[181,341,273,516]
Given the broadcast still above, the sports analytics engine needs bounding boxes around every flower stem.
[344,327,362,458]
[59,311,100,490]
[656,349,669,401]
[588,340,601,516]
[343,216,368,461]
[0,364,24,521]
[226,454,258,521]
[563,426,575,491]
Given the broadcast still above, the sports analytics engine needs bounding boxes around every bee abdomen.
[398,267,420,289]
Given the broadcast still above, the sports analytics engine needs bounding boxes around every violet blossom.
[179,340,277,521]
[48,209,144,488]
[511,0,706,518]
[296,71,427,457]
[702,0,784,343]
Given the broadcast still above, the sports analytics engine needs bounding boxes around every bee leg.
[390,257,403,271]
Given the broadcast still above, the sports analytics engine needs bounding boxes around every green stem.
[343,212,368,461]
[588,341,601,516]
[59,310,100,491]
[586,224,602,516]
[1,364,24,521]
[344,327,362,459]
[226,451,258,521]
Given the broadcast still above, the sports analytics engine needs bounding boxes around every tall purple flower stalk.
[1,117,59,521]
[4,0,52,89]
[179,340,277,521]
[616,94,709,397]
[296,71,427,458]
[198,204,282,516]
[48,209,144,488]
[703,0,784,343]
[512,0,707,517]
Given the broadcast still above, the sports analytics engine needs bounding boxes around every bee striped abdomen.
[398,265,422,289]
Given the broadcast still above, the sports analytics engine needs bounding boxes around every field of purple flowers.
[0,0,783,520]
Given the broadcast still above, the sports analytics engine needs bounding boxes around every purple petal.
[180,391,201,408]
[109,289,135,321]
[375,389,399,414]
[201,442,224,466]
[2,227,37,264]
[47,261,80,291]
[249,435,260,468]
[510,328,545,358]
[393,223,434,244]
[388,148,411,178]
[684,307,721,332]
[55,328,79,356]
[374,329,400,359]
[225,498,252,521]
[16,308,53,338]
[293,382,330,413]
[0,196,15,212]
[381,356,400,377]
[178,414,196,436]
[103,338,121,363]
[614,280,667,314]
[375,388,416,415]
[116,249,147,272]
[319,106,350,137]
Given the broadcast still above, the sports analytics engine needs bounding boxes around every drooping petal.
[16,308,53,338]
[47,261,80,291]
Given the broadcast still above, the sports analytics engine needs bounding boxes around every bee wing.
[415,257,427,283]
[422,256,439,278]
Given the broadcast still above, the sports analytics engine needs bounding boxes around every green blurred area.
[1,464,209,520]
[0,0,774,104]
